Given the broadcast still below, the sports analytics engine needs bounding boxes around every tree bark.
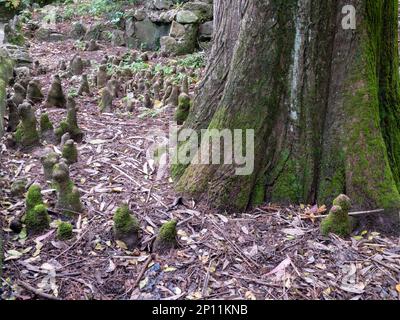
[171,0,248,178]
[184,0,249,132]
[174,0,400,212]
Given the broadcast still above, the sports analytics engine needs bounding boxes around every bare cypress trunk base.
[174,0,400,214]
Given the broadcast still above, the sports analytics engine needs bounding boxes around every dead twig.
[129,254,155,297]
[18,281,61,300]
[305,209,386,219]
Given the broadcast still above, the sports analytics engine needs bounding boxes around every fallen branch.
[305,209,385,219]
[129,254,155,298]
[18,281,61,301]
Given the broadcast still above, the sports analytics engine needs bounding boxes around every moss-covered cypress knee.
[78,74,90,96]
[24,183,49,234]
[113,205,140,250]
[6,98,19,132]
[41,152,60,181]
[40,113,57,143]
[57,221,73,240]
[333,194,351,212]
[153,220,178,253]
[26,184,44,212]
[97,65,108,88]
[52,162,83,216]
[320,194,352,237]
[45,75,66,108]
[25,204,50,234]
[27,80,44,104]
[62,139,78,164]
[12,83,26,107]
[11,178,28,197]
[70,56,84,76]
[40,113,53,132]
[176,93,191,125]
[98,87,113,113]
[14,101,40,148]
[55,96,83,143]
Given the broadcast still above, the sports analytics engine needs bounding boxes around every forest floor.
[1,9,400,301]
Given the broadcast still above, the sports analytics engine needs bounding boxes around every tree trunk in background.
[174,0,400,212]
[185,0,248,131]
[171,0,248,178]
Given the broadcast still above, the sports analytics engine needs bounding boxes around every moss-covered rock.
[62,139,78,164]
[14,101,40,148]
[175,92,191,125]
[52,162,83,216]
[4,21,25,46]
[113,205,140,250]
[153,220,178,253]
[25,204,50,234]
[320,194,352,237]
[57,221,73,240]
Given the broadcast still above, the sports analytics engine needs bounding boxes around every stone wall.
[69,0,214,55]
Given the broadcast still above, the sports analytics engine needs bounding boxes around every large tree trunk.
[174,0,400,212]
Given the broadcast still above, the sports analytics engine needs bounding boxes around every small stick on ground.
[18,281,61,300]
[129,253,155,296]
[303,209,386,219]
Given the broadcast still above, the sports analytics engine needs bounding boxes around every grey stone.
[199,21,213,39]
[160,36,177,54]
[125,17,135,38]
[134,9,147,21]
[152,0,173,10]
[111,30,126,47]
[127,19,170,51]
[182,1,213,21]
[176,10,199,24]
[159,10,177,23]
[169,21,186,38]
[48,33,65,42]
[2,45,32,67]
[162,23,197,55]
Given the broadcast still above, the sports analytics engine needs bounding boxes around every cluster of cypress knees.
[5,47,352,251]
[93,50,193,125]
[4,49,190,251]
